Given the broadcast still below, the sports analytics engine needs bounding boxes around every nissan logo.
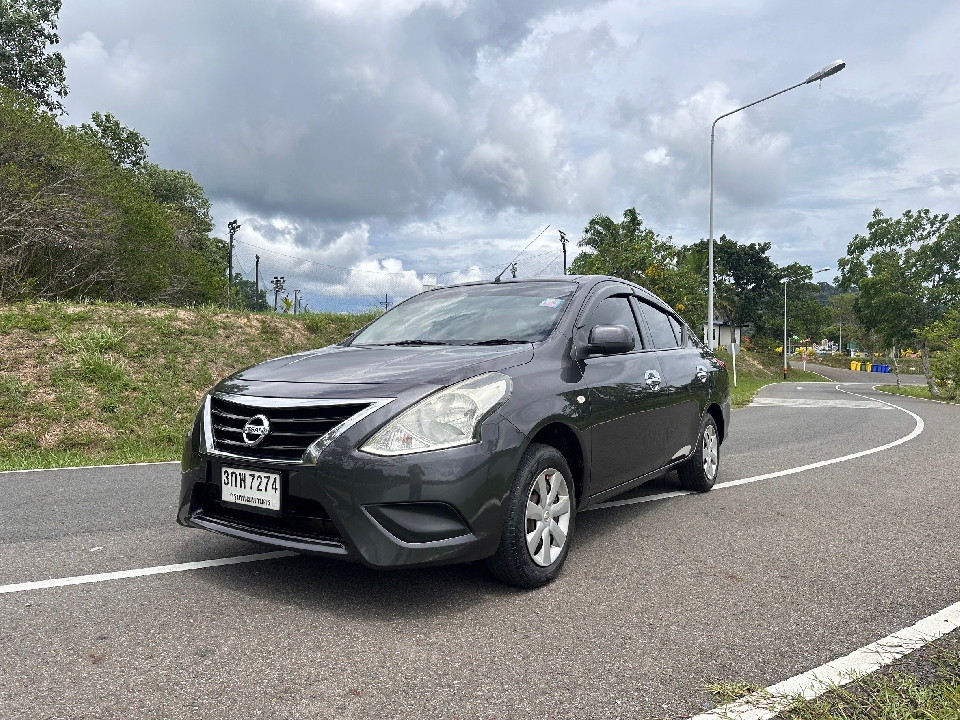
[242,414,271,446]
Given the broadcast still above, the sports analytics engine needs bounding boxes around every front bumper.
[178,412,526,569]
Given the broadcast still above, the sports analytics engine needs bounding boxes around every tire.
[677,414,720,493]
[485,443,576,589]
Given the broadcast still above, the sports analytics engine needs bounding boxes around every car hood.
[228,343,535,387]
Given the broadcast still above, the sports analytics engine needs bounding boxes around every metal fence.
[230,239,565,313]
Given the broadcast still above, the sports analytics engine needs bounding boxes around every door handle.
[695,365,709,381]
[644,370,661,389]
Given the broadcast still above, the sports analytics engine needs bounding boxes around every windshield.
[349,282,578,346]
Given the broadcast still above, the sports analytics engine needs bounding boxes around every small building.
[703,321,746,348]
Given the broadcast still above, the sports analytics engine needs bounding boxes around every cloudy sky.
[56,0,960,281]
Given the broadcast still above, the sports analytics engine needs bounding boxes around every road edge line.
[0,551,297,595]
[0,460,179,476]
[689,599,960,720]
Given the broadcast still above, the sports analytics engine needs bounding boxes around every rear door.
[633,298,704,462]
[582,293,671,496]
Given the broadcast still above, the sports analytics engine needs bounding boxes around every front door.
[583,295,671,496]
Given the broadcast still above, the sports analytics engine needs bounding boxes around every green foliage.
[704,678,764,703]
[570,208,676,285]
[751,262,832,349]
[301,309,381,338]
[0,0,67,113]
[233,276,269,311]
[568,208,831,345]
[839,208,960,395]
[926,307,960,400]
[0,87,227,305]
[682,235,779,330]
[76,111,149,168]
[569,208,705,327]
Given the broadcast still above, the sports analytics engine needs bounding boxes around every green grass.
[0,301,380,471]
[716,348,830,409]
[876,384,959,404]
[705,632,960,719]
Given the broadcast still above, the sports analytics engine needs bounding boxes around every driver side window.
[587,296,643,350]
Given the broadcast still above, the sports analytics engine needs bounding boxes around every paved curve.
[1,375,957,719]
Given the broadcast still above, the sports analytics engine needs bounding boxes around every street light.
[707,59,846,348]
[782,267,830,379]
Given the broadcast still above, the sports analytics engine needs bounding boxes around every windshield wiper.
[376,339,449,346]
[464,339,531,346]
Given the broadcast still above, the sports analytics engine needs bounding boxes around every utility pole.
[271,276,285,312]
[558,230,568,275]
[255,254,261,311]
[379,294,391,310]
[293,290,300,315]
[227,220,240,308]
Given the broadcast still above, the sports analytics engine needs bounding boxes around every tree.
[234,275,269,311]
[0,0,67,114]
[823,292,864,352]
[838,208,960,397]
[569,208,705,327]
[76,111,149,168]
[0,87,227,305]
[0,86,119,298]
[680,235,779,331]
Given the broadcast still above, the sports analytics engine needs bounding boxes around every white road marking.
[588,388,923,512]
[0,551,296,595]
[750,398,890,409]
[689,599,960,720]
[0,461,179,476]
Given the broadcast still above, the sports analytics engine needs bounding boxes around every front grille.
[209,396,371,462]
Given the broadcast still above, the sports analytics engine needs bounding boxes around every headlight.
[361,373,512,456]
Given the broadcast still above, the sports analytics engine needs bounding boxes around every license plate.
[220,466,281,512]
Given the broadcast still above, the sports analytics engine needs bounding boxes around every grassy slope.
[0,302,377,471]
[0,303,829,471]
[715,348,829,408]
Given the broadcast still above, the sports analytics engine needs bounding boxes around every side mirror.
[578,324,635,358]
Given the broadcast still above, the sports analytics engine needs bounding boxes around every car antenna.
[494,224,551,283]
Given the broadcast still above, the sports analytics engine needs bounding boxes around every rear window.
[638,302,680,349]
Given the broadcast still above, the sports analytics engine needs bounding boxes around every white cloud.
[643,147,669,165]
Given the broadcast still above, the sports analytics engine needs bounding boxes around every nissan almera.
[178,276,730,587]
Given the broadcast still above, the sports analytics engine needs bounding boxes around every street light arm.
[710,80,807,135]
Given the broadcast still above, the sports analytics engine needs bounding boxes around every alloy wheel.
[702,423,719,481]
[525,468,571,567]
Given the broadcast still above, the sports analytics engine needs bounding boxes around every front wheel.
[485,443,576,589]
[677,414,720,492]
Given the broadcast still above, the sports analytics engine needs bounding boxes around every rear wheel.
[677,414,719,492]
[485,444,576,588]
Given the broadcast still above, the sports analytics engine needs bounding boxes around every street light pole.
[707,60,845,348]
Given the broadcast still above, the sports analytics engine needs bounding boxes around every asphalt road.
[1,372,957,719]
